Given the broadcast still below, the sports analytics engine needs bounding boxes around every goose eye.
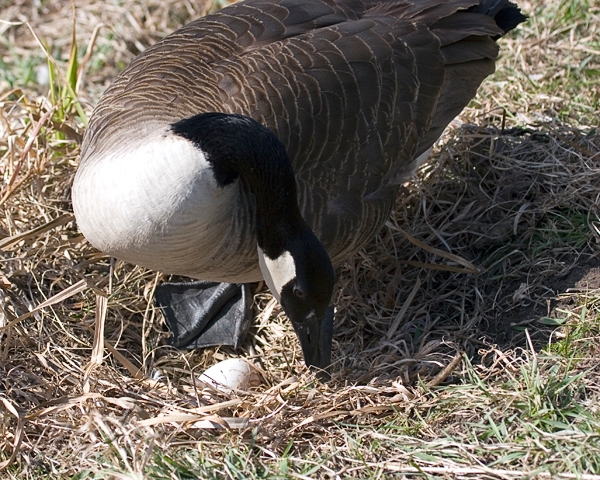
[293,285,306,300]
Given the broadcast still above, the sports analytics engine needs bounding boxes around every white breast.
[73,133,256,280]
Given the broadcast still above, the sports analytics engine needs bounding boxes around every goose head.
[258,224,335,372]
[172,112,336,371]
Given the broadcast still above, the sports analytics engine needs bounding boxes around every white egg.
[198,358,261,394]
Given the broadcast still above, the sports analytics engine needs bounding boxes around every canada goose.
[72,0,525,374]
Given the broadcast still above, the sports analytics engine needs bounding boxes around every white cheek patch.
[257,246,296,302]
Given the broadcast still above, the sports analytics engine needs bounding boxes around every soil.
[485,251,600,350]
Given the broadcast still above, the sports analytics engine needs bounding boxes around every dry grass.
[1,0,599,478]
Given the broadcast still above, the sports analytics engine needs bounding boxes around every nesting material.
[198,358,262,394]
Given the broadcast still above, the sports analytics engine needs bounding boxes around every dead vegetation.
[1,0,599,478]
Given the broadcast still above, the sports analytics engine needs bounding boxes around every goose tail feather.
[477,0,528,37]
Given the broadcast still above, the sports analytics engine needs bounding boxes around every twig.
[0,214,75,250]
[0,279,88,332]
[398,228,479,274]
[426,351,463,387]
[386,277,421,339]
[0,109,53,206]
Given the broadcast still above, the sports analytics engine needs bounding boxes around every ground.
[1,0,599,478]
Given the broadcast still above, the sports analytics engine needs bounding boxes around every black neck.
[171,112,304,258]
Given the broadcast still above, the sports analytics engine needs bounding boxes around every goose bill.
[289,306,334,375]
